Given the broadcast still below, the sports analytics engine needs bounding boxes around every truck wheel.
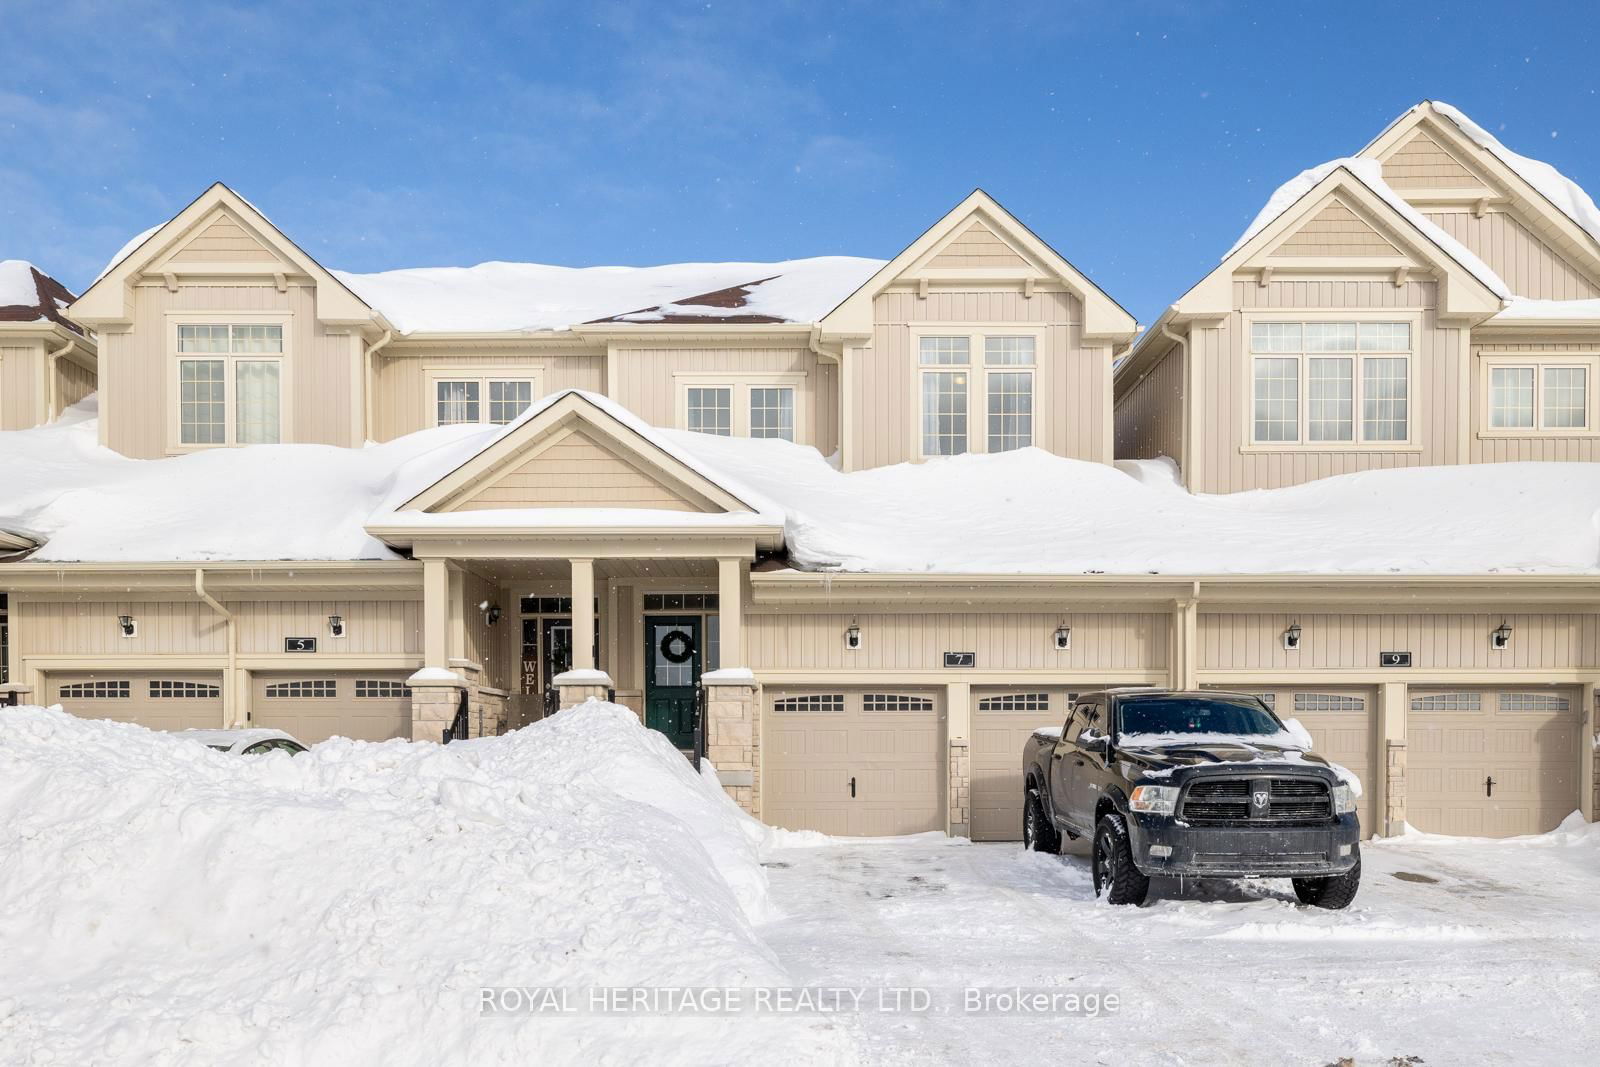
[1023,788,1059,854]
[1092,813,1150,906]
[1292,846,1362,910]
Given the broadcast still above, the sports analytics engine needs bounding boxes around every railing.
[691,684,708,771]
[441,689,471,744]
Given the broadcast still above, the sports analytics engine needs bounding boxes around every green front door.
[644,615,701,748]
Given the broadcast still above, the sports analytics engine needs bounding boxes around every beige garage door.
[1244,688,1377,834]
[50,672,224,733]
[971,688,1083,842]
[1408,688,1580,837]
[764,688,944,836]
[250,672,413,744]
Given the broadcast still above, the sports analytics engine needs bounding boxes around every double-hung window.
[918,332,1037,456]
[1249,320,1412,445]
[175,323,284,447]
[675,376,804,442]
[1486,359,1594,432]
[429,372,538,427]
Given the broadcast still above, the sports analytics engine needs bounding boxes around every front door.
[644,615,701,748]
[541,617,573,705]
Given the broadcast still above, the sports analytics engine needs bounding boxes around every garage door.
[971,688,1083,841]
[1408,688,1580,837]
[763,688,944,836]
[49,672,224,732]
[250,672,413,744]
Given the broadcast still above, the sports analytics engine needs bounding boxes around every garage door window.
[355,680,412,699]
[150,680,221,699]
[1499,693,1570,712]
[977,692,1050,713]
[863,693,935,713]
[1411,692,1481,711]
[265,680,337,698]
[1293,693,1364,712]
[59,680,130,699]
[772,694,845,714]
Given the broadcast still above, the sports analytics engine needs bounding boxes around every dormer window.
[1248,318,1413,447]
[916,331,1037,457]
[173,322,284,448]
[674,374,805,443]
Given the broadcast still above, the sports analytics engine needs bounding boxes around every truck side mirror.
[1079,730,1110,759]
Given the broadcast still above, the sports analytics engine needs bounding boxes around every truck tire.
[1292,846,1361,909]
[1022,787,1060,854]
[1092,813,1150,906]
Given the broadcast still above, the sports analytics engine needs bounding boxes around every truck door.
[1065,702,1108,828]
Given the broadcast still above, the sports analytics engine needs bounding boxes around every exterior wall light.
[844,619,862,651]
[118,615,137,638]
[1491,621,1512,651]
[1054,623,1072,651]
[328,615,345,638]
[1282,621,1302,651]
[479,600,501,626]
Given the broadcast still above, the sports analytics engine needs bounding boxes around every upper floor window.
[1249,321,1411,446]
[429,373,537,427]
[1486,359,1594,433]
[918,333,1036,457]
[675,375,804,443]
[176,323,283,446]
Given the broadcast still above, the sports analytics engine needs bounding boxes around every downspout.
[362,328,394,444]
[1158,315,1190,487]
[194,568,240,727]
[44,338,74,422]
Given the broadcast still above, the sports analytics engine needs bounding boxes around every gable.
[160,209,286,267]
[925,220,1032,269]
[1270,198,1401,258]
[447,425,710,513]
[1381,130,1490,192]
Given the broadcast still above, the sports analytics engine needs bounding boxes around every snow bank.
[0,703,846,1064]
[0,259,42,309]
[332,256,882,334]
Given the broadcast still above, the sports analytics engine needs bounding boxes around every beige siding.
[1381,131,1484,190]
[1470,340,1600,463]
[0,342,40,430]
[1190,280,1455,492]
[1200,612,1600,671]
[460,569,506,689]
[235,600,422,656]
[373,347,604,441]
[104,283,357,457]
[1271,200,1400,257]
[1427,211,1600,301]
[608,345,836,454]
[927,221,1030,269]
[1113,343,1183,462]
[850,289,1107,470]
[56,357,96,413]
[165,215,283,264]
[451,427,703,512]
[747,611,1166,672]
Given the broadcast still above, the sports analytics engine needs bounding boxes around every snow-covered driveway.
[759,829,1600,1065]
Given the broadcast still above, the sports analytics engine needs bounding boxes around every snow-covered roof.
[0,260,81,332]
[331,257,884,335]
[4,393,1595,574]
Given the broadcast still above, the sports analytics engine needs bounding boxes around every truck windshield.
[1116,696,1283,739]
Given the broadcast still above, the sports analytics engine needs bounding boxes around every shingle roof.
[0,261,83,334]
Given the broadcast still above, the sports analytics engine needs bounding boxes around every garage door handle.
[849,776,856,799]
[1486,775,1496,798]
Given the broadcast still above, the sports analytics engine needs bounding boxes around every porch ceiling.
[468,557,718,582]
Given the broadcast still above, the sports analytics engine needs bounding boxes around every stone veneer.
[704,679,759,815]
[409,679,465,743]
[948,737,970,838]
[1384,739,1407,837]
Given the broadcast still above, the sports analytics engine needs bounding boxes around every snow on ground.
[331,257,883,334]
[0,703,852,1065]
[758,821,1600,1065]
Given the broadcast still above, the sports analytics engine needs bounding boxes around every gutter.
[194,568,241,727]
[44,337,74,422]
[1159,316,1192,481]
[362,329,393,443]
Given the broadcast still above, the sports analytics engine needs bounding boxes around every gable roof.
[69,183,377,328]
[0,261,84,335]
[818,189,1139,345]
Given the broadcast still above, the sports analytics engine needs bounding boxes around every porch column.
[423,558,450,669]
[717,556,744,666]
[570,558,596,671]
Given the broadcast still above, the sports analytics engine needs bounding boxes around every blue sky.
[2,1,1596,325]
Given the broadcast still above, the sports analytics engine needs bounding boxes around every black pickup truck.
[1021,688,1361,908]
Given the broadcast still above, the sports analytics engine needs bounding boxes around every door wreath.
[659,629,695,664]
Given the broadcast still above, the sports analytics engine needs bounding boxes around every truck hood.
[1115,739,1336,776]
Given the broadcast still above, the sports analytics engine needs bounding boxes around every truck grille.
[1180,777,1331,826]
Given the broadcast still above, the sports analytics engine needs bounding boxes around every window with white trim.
[919,333,1037,456]
[176,323,283,446]
[1488,362,1592,432]
[1249,321,1411,445]
[675,377,804,442]
[432,375,536,427]
[686,386,732,436]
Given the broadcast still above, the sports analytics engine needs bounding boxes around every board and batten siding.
[1426,211,1600,302]
[1189,280,1458,493]
[0,342,41,430]
[609,345,837,454]
[1113,343,1183,463]
[1200,612,1600,671]
[746,611,1166,673]
[56,357,96,413]
[848,289,1107,471]
[103,283,358,458]
[372,347,604,441]
[1470,340,1600,463]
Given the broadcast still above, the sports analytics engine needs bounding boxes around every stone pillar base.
[0,683,34,708]
[1384,739,1407,837]
[555,669,614,712]
[948,738,971,838]
[703,670,758,815]
[408,669,466,743]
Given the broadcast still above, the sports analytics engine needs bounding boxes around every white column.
[423,558,450,669]
[717,556,744,667]
[571,558,595,671]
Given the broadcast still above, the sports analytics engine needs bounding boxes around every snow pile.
[666,429,1600,574]
[0,259,42,310]
[332,257,882,334]
[0,703,846,1065]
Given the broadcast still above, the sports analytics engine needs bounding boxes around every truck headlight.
[1331,784,1356,815]
[1129,785,1178,815]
